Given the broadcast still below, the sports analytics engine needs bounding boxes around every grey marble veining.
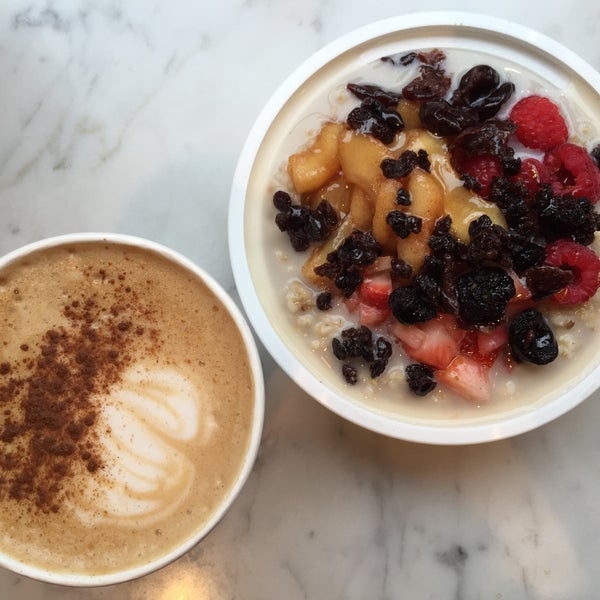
[1,1,600,599]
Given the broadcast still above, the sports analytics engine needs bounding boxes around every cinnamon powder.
[0,269,158,513]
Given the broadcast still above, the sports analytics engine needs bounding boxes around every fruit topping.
[332,326,392,381]
[509,95,568,151]
[508,308,558,365]
[405,363,437,396]
[456,266,516,326]
[544,239,600,305]
[346,97,404,144]
[544,142,600,202]
[388,284,437,324]
[458,153,502,198]
[274,192,339,251]
[436,355,491,403]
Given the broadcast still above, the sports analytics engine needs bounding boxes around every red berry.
[510,95,568,151]
[460,153,502,198]
[545,239,600,305]
[512,157,552,198]
[544,142,600,203]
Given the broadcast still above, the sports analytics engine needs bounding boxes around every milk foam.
[71,365,216,526]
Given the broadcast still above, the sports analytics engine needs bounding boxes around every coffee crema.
[0,240,256,576]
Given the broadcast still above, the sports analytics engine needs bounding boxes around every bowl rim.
[0,232,265,586]
[229,11,600,445]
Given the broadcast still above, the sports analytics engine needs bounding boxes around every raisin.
[420,99,478,136]
[342,363,358,385]
[381,151,419,178]
[406,363,437,396]
[273,190,292,211]
[316,291,332,311]
[456,267,515,326]
[508,308,558,365]
[389,285,437,324]
[332,337,347,360]
[346,83,403,107]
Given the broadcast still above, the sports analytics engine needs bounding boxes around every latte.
[0,236,261,582]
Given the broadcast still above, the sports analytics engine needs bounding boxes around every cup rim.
[229,11,600,445]
[0,232,265,586]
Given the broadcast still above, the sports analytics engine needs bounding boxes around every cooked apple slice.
[305,174,351,216]
[349,185,374,232]
[396,169,444,273]
[338,129,394,200]
[372,178,402,255]
[288,121,344,194]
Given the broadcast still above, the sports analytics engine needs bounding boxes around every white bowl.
[229,12,600,444]
[0,233,264,586]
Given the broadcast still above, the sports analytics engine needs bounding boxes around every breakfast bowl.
[228,12,600,445]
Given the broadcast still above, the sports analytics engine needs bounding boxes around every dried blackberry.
[533,187,600,246]
[509,234,547,274]
[274,195,339,252]
[456,266,515,326]
[460,172,482,193]
[451,65,515,121]
[347,83,403,107]
[524,265,573,299]
[347,97,404,144]
[428,216,464,258]
[508,308,558,365]
[386,211,422,238]
[419,99,478,136]
[414,274,440,306]
[489,177,537,236]
[406,363,437,396]
[396,188,411,205]
[388,284,437,324]
[316,291,332,311]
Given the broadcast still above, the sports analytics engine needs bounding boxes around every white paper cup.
[0,233,264,586]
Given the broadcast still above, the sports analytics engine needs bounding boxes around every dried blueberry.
[342,363,358,385]
[456,266,515,326]
[406,363,437,396]
[396,188,411,205]
[508,308,558,365]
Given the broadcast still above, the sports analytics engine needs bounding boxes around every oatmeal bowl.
[229,12,600,444]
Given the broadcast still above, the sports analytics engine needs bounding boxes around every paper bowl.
[229,12,600,444]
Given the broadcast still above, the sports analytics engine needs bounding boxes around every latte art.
[72,366,215,527]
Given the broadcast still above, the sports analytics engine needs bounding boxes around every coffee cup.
[0,233,264,586]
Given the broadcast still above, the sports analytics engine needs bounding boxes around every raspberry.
[459,153,502,198]
[543,142,600,203]
[545,239,600,305]
[509,95,568,151]
[511,158,552,198]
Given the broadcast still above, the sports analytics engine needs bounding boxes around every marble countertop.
[1,1,600,598]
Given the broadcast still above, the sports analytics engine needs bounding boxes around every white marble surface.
[1,1,600,598]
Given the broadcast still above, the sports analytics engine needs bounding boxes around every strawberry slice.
[545,239,600,305]
[436,355,491,403]
[460,328,507,368]
[358,272,392,309]
[392,314,463,370]
[358,302,391,327]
